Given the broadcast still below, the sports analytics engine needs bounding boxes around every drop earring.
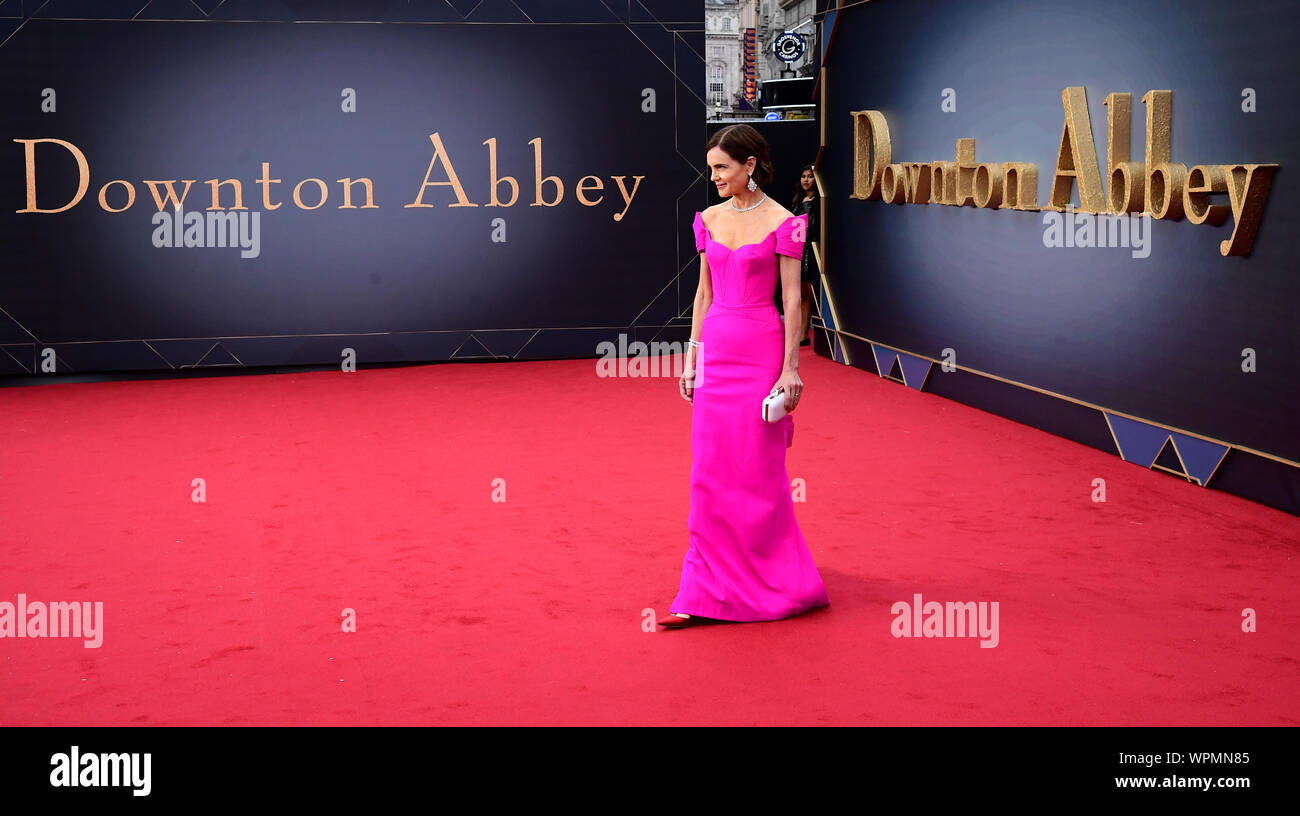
[747,172,757,192]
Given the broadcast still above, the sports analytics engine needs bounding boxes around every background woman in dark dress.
[774,164,819,345]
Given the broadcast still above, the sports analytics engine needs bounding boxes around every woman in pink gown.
[660,125,830,629]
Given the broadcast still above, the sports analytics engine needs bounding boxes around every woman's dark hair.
[705,124,774,188]
[791,163,818,210]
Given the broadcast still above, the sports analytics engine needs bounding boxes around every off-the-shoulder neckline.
[696,211,802,253]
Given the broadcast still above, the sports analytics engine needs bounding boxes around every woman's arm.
[779,254,802,371]
[680,251,712,402]
[691,251,713,343]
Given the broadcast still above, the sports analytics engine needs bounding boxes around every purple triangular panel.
[871,344,896,378]
[1170,432,1230,486]
[1106,413,1169,467]
[896,351,932,391]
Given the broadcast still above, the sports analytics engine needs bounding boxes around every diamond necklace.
[729,192,767,212]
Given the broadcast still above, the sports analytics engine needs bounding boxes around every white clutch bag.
[762,388,788,422]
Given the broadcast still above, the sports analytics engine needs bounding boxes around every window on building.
[710,82,724,107]
[723,17,732,31]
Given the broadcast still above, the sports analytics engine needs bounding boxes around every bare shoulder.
[767,201,795,230]
[700,202,724,227]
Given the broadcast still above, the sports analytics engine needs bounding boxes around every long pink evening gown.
[668,210,831,622]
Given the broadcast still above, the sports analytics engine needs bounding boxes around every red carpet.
[1,347,1297,725]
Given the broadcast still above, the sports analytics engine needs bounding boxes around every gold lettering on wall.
[930,162,957,206]
[901,163,931,204]
[1047,86,1104,213]
[848,87,1278,257]
[1141,90,1185,220]
[14,138,89,213]
[609,176,644,222]
[12,134,648,220]
[482,137,519,207]
[575,175,604,206]
[955,139,978,207]
[406,132,479,208]
[1220,164,1277,256]
[206,179,246,211]
[97,179,135,213]
[973,163,1003,209]
[1183,165,1228,226]
[879,163,904,204]
[529,137,562,207]
[849,110,891,200]
[337,178,378,209]
[143,179,196,211]
[257,163,282,210]
[999,163,1038,211]
[1104,92,1144,213]
[293,178,328,210]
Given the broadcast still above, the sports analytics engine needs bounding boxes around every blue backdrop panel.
[819,0,1300,514]
[0,1,705,372]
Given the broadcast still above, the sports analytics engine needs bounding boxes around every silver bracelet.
[687,339,701,348]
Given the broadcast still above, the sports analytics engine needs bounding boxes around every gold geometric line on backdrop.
[0,303,43,344]
[505,1,534,24]
[141,340,179,369]
[614,17,700,104]
[499,328,541,358]
[626,0,700,28]
[661,7,709,327]
[812,63,850,366]
[449,333,497,359]
[0,0,51,51]
[810,241,844,357]
[836,327,1300,472]
[629,26,707,336]
[7,0,701,26]
[190,341,245,368]
[0,344,33,374]
[191,0,224,17]
[628,263,690,327]
[450,329,552,359]
[1149,436,1196,483]
[0,1,700,41]
[128,0,156,20]
[673,19,703,61]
